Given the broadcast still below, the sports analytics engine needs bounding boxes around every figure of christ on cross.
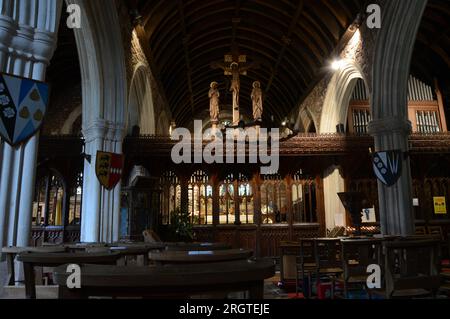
[230,62,240,125]
[211,56,258,126]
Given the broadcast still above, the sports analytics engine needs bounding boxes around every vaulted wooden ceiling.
[130,0,365,127]
[412,0,450,85]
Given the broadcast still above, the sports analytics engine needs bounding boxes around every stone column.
[0,1,61,253]
[369,0,428,236]
[368,119,415,235]
[81,120,106,243]
[80,120,125,243]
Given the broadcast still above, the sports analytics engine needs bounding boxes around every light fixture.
[331,59,345,71]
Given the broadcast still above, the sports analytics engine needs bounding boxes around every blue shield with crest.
[0,73,49,146]
[372,150,403,187]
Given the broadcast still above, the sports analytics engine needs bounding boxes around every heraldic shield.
[95,151,124,190]
[372,150,403,187]
[0,73,49,146]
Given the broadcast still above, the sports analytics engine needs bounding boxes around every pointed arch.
[320,60,369,133]
[128,64,156,135]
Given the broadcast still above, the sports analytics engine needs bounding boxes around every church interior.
[1,0,450,300]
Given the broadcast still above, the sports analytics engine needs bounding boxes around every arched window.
[68,172,83,225]
[32,171,66,226]
[237,175,254,224]
[219,173,254,225]
[188,170,213,225]
[160,171,181,225]
[292,170,317,223]
[261,173,287,224]
[219,174,235,224]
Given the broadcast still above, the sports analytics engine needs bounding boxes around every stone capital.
[0,15,57,66]
[368,117,412,137]
[82,119,108,142]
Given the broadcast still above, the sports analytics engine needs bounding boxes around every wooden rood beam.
[177,0,195,116]
[265,0,304,96]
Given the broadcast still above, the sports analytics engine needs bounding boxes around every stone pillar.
[368,119,415,235]
[0,1,61,253]
[369,0,428,236]
[81,120,125,243]
[322,166,346,232]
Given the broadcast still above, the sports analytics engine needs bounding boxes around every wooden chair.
[415,226,427,236]
[313,239,343,298]
[427,226,444,241]
[337,238,383,299]
[279,241,301,286]
[377,239,441,299]
[294,239,317,298]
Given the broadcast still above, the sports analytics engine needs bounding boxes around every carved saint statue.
[209,81,220,123]
[251,81,263,121]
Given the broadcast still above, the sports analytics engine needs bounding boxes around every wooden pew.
[1,246,67,286]
[53,260,275,299]
[149,249,253,265]
[17,251,122,299]
[165,242,232,251]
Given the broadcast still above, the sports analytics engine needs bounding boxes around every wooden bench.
[1,246,67,286]
[165,242,232,251]
[53,260,275,299]
[17,251,122,299]
[149,249,253,265]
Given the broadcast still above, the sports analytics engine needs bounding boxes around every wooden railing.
[30,226,80,247]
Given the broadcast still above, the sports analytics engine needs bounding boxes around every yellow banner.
[434,197,447,215]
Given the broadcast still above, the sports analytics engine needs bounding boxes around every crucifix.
[211,44,258,125]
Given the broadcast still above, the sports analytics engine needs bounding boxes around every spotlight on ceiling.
[331,59,345,71]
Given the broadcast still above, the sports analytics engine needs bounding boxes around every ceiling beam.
[177,0,195,116]
[265,0,304,97]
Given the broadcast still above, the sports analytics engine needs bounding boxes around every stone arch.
[128,64,156,135]
[320,60,369,133]
[60,105,82,135]
[66,0,127,127]
[157,111,169,136]
[296,107,317,133]
[319,60,369,231]
[65,0,128,242]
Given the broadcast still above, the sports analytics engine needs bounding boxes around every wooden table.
[53,259,275,299]
[149,249,253,265]
[109,244,163,266]
[65,243,109,252]
[16,251,122,299]
[165,242,232,251]
[1,246,67,286]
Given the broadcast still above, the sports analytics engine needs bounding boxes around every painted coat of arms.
[0,73,49,146]
[95,151,124,190]
[372,150,403,187]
